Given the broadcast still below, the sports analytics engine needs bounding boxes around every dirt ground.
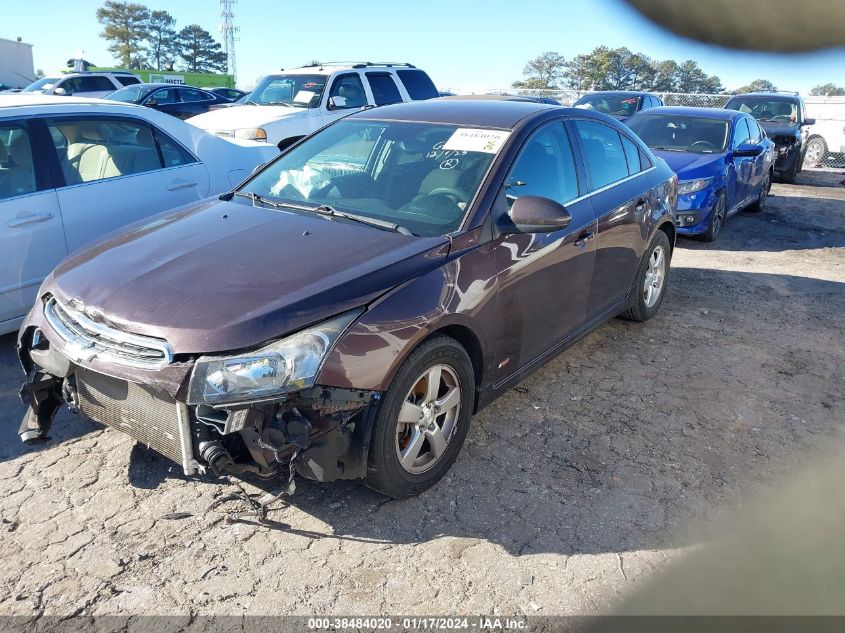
[0,169,842,618]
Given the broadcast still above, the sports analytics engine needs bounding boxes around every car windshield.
[627,114,729,154]
[22,77,61,93]
[246,74,327,107]
[105,85,151,103]
[574,94,641,116]
[241,119,503,237]
[725,97,798,126]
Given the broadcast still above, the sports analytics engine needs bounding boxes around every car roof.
[579,90,657,97]
[352,98,582,129]
[727,92,800,100]
[633,106,745,121]
[0,94,147,111]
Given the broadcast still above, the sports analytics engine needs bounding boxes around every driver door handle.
[574,231,594,247]
[7,212,53,228]
[167,179,198,191]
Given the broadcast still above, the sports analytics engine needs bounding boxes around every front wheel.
[620,230,671,322]
[748,171,772,212]
[804,137,827,168]
[702,192,727,242]
[366,336,474,498]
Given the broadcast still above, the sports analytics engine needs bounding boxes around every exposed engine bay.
[17,325,379,485]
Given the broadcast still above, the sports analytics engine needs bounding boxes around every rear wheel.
[620,230,671,322]
[366,336,474,499]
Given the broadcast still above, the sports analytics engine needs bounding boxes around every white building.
[0,37,35,88]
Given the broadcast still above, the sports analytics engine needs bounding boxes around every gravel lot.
[0,170,842,618]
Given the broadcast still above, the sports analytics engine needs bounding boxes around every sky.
[4,0,845,94]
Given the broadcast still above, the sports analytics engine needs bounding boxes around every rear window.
[396,69,438,100]
[117,76,140,86]
[366,73,402,106]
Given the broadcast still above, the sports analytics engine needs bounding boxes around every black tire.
[779,155,800,184]
[748,170,772,212]
[702,191,727,242]
[620,230,672,322]
[366,335,474,499]
[804,136,827,168]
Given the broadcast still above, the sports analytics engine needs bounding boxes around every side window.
[328,73,367,109]
[639,148,653,169]
[180,88,212,103]
[365,73,402,106]
[506,122,579,207]
[66,76,115,93]
[746,118,762,143]
[620,134,643,174]
[396,69,439,100]
[153,128,198,168]
[150,88,179,105]
[0,123,37,200]
[46,118,165,184]
[732,118,751,149]
[574,120,630,190]
[117,76,140,86]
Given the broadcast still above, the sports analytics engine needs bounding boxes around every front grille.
[44,297,172,370]
[76,368,186,465]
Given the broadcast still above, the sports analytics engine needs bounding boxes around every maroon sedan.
[18,99,677,498]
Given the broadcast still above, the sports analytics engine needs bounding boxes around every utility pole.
[220,0,239,83]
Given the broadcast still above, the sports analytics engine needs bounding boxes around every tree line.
[96,0,227,73]
[513,47,845,96]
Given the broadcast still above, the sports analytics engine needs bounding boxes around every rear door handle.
[7,212,54,228]
[166,179,198,191]
[574,231,594,247]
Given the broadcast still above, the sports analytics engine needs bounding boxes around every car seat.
[4,134,36,196]
[338,83,366,108]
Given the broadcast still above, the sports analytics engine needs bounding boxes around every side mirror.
[734,143,765,157]
[145,99,158,107]
[508,195,572,233]
[327,95,347,110]
[53,87,68,96]
[803,118,816,126]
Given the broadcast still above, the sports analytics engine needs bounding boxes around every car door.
[44,115,210,253]
[321,73,371,125]
[744,117,768,195]
[729,117,754,209]
[572,118,653,316]
[145,87,182,118]
[176,87,216,119]
[492,120,597,374]
[0,119,66,329]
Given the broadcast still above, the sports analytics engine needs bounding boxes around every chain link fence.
[449,88,845,169]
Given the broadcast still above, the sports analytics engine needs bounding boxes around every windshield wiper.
[233,190,291,210]
[651,146,685,152]
[310,204,415,236]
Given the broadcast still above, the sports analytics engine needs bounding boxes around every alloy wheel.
[643,245,666,308]
[395,364,462,474]
[711,197,725,238]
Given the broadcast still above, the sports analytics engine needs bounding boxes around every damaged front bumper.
[17,309,381,483]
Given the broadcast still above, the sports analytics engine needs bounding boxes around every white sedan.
[0,95,278,335]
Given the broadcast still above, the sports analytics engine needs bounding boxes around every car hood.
[758,121,800,139]
[188,105,309,130]
[47,199,449,355]
[652,150,724,178]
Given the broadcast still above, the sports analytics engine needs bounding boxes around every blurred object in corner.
[624,0,845,52]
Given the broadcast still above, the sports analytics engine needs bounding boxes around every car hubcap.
[395,364,461,474]
[643,245,666,308]
[760,176,769,207]
[807,141,823,164]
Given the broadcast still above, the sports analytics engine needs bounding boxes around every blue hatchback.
[627,107,774,241]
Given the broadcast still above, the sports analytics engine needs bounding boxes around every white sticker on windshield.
[293,90,316,103]
[443,128,511,154]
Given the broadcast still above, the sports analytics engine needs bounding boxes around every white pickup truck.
[187,62,439,150]
[804,98,845,166]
